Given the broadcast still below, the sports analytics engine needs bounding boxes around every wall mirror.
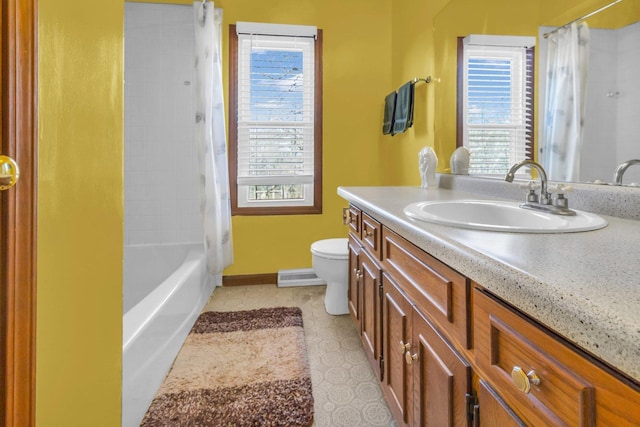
[434,0,640,186]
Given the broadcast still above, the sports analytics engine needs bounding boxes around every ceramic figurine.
[418,146,438,189]
[450,146,470,175]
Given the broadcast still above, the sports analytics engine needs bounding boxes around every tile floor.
[203,284,396,427]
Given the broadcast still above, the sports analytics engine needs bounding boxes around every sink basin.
[403,200,608,233]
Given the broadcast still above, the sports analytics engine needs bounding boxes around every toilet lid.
[311,238,348,260]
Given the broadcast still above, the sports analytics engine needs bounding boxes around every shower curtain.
[542,22,590,182]
[193,1,233,282]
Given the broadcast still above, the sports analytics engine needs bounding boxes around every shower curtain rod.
[543,0,623,38]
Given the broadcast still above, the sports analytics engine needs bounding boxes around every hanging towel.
[382,91,397,135]
[393,81,415,134]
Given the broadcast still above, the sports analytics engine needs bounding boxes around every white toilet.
[311,238,349,315]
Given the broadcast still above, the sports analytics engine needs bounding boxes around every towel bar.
[412,76,431,85]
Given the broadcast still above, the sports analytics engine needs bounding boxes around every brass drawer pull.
[511,366,541,394]
[400,340,411,353]
[405,351,418,365]
[363,228,373,238]
[342,207,351,225]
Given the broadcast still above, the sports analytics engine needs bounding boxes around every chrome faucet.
[613,159,640,186]
[505,160,550,204]
[505,160,576,216]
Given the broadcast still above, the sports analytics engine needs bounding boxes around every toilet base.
[324,281,349,315]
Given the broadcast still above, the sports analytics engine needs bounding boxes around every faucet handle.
[519,181,540,191]
[549,184,573,210]
[548,184,573,194]
[520,181,540,203]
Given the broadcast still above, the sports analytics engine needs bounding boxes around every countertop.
[338,185,640,383]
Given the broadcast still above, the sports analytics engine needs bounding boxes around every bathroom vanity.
[339,184,640,426]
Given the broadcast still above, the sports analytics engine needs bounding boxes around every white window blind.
[462,36,534,175]
[236,24,316,207]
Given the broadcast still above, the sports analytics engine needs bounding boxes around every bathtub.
[122,243,214,427]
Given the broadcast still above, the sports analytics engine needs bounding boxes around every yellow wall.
[218,0,393,275]
[37,0,123,425]
[385,0,450,185]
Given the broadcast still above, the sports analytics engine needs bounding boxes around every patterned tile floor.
[203,284,396,427]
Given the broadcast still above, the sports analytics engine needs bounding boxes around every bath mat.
[140,307,314,426]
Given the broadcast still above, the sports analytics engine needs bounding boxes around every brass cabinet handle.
[353,269,362,280]
[511,366,541,394]
[405,351,418,365]
[342,207,351,225]
[363,228,373,238]
[400,340,411,353]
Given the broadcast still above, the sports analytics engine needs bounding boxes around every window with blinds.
[230,22,322,214]
[460,35,535,176]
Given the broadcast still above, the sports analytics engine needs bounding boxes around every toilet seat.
[310,238,348,260]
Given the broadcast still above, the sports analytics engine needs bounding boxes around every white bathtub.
[122,243,214,427]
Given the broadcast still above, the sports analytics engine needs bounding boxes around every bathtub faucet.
[613,159,640,186]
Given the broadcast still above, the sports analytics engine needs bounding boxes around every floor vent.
[277,268,325,288]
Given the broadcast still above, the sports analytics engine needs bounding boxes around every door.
[1,0,38,426]
[360,248,382,379]
[382,273,413,426]
[348,235,361,325]
[412,309,471,427]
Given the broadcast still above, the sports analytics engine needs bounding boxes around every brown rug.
[140,307,314,426]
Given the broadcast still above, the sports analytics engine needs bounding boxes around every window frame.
[229,24,323,216]
[456,36,535,176]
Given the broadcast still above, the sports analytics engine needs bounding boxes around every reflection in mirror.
[434,0,640,187]
[538,0,640,185]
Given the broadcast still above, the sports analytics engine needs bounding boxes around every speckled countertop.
[338,184,640,383]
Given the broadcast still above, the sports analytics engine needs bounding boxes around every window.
[457,35,535,176]
[229,22,322,215]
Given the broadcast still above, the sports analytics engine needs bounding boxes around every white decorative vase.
[450,147,470,175]
[418,146,438,189]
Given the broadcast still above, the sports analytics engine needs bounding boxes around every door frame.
[1,0,38,426]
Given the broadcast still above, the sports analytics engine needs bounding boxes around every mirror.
[434,0,640,186]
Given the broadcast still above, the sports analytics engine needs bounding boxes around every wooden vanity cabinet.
[381,252,472,427]
[474,287,640,427]
[345,204,640,426]
[347,209,383,380]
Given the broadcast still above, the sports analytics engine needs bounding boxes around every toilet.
[311,238,349,315]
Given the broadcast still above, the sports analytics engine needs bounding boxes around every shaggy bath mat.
[140,307,314,426]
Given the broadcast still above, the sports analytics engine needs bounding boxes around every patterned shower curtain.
[193,1,233,282]
[542,22,590,182]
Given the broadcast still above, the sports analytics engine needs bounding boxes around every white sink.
[403,200,608,233]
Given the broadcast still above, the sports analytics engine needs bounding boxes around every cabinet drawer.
[361,212,382,261]
[382,227,469,350]
[474,288,640,426]
[345,205,361,237]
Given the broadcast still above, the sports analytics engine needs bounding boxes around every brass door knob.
[0,155,19,191]
[511,366,541,394]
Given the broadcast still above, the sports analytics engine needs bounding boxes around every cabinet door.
[361,248,382,379]
[477,379,526,427]
[412,309,471,427]
[382,273,413,426]
[348,235,361,326]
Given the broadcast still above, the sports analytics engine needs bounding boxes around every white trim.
[236,21,317,38]
[463,34,535,48]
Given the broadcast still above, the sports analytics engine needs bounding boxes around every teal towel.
[392,81,415,134]
[382,91,397,135]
